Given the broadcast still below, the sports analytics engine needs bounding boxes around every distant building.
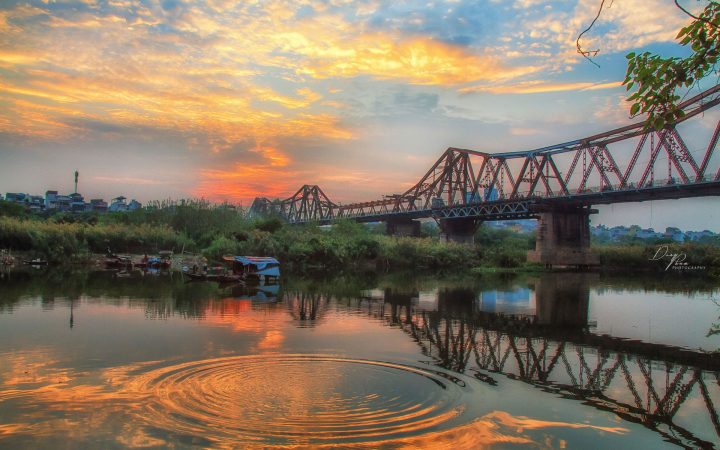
[109,196,128,212]
[5,193,27,203]
[28,195,44,211]
[128,199,142,211]
[69,193,85,213]
[89,199,108,212]
[55,195,71,212]
[45,190,58,210]
[5,188,146,215]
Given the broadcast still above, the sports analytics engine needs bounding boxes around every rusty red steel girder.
[252,85,720,224]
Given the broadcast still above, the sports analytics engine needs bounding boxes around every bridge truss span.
[251,85,720,232]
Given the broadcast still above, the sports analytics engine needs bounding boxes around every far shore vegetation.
[0,198,719,276]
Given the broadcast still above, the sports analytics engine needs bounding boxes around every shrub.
[0,217,194,261]
[204,236,242,261]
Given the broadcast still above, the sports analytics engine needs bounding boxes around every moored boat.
[183,271,208,281]
[222,256,280,283]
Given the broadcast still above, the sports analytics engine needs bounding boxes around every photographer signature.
[649,246,704,271]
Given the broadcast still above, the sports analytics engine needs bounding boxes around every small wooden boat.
[217,274,245,284]
[222,256,280,282]
[183,272,209,281]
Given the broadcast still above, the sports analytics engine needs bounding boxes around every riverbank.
[1,214,719,276]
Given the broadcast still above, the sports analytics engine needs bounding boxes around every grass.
[0,216,192,262]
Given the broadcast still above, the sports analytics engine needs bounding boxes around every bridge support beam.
[438,218,481,244]
[385,218,421,237]
[527,206,599,268]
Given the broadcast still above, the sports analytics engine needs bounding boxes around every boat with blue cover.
[222,256,280,282]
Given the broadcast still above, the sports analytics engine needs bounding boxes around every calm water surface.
[0,268,718,449]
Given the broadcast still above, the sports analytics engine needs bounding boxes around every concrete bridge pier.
[527,206,599,268]
[438,218,481,244]
[385,218,421,237]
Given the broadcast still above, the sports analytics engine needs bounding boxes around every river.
[0,267,718,449]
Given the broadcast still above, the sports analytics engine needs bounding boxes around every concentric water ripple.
[127,354,483,446]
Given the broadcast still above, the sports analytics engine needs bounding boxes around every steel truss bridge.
[251,85,720,225]
[283,286,720,449]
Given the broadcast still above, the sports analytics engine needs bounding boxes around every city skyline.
[1,0,719,230]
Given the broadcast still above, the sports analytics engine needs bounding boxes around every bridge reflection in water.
[285,275,720,449]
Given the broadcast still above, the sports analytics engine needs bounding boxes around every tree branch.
[674,0,719,28]
[576,0,612,67]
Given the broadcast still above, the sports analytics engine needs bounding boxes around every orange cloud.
[0,50,40,67]
[296,34,537,85]
[462,80,623,95]
[194,163,301,203]
[0,3,356,147]
[250,145,290,167]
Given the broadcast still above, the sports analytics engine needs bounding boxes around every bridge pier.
[438,218,481,244]
[527,206,599,268]
[385,218,421,237]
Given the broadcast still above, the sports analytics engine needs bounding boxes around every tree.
[579,1,719,130]
[0,199,28,218]
[624,1,719,130]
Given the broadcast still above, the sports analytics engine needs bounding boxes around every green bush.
[0,200,29,219]
[204,236,242,261]
[0,217,193,262]
[593,243,720,275]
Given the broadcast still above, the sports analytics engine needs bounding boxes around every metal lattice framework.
[251,85,720,224]
[251,185,337,222]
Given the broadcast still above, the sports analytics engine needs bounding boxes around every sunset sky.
[1,0,718,230]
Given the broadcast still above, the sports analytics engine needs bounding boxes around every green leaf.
[652,116,665,131]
